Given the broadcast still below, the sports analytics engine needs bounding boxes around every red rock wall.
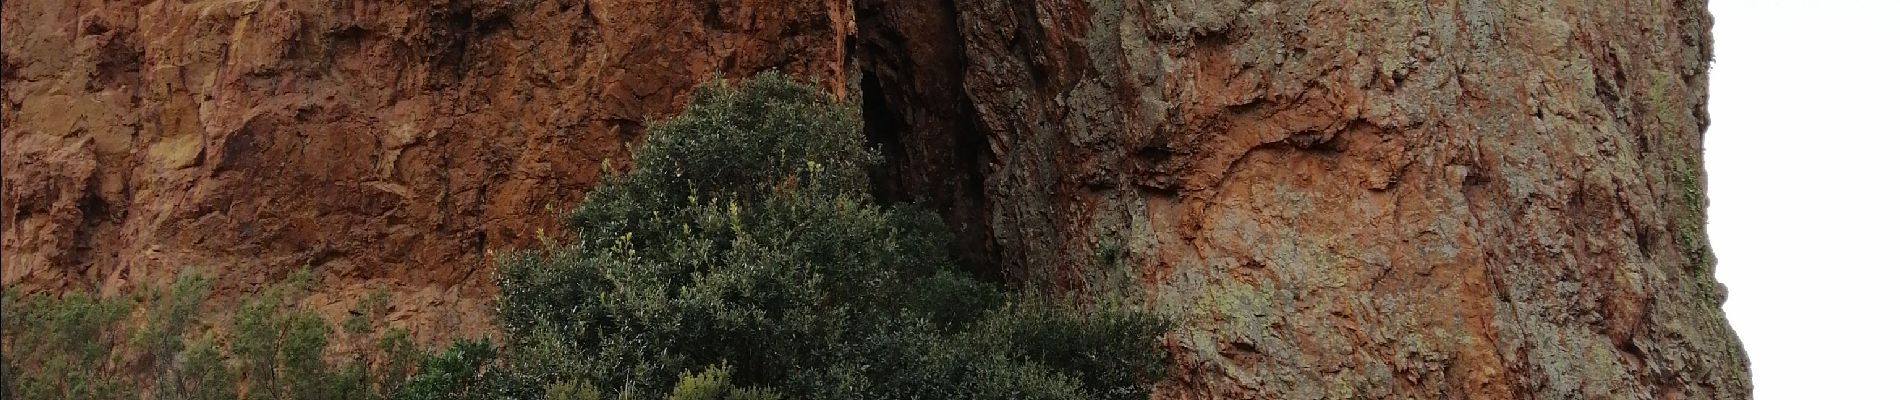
[936,0,1749,398]
[4,0,1749,398]
[3,0,853,341]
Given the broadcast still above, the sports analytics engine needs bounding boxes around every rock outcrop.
[865,1,1750,398]
[4,0,1749,398]
[3,0,854,342]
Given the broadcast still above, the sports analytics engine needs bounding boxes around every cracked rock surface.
[4,0,1747,397]
[3,0,856,344]
[929,1,1749,398]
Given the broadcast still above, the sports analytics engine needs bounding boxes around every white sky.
[1707,1,1900,398]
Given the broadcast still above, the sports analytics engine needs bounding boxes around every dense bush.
[392,338,499,400]
[489,72,1171,400]
[1,270,472,400]
[2,286,135,399]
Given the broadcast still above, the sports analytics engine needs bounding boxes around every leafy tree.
[140,270,216,393]
[227,268,377,400]
[174,338,240,400]
[376,327,427,398]
[491,72,1172,400]
[2,288,136,399]
[543,379,606,400]
[665,364,781,400]
[394,338,498,400]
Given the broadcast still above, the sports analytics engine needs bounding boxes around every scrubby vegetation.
[487,72,1170,400]
[2,269,449,400]
[3,285,135,399]
[0,72,1171,399]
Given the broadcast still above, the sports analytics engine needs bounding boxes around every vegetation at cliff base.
[0,73,1170,400]
[2,269,450,400]
[488,72,1171,399]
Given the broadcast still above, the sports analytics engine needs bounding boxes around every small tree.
[491,72,1171,400]
[2,288,136,400]
[2,269,479,400]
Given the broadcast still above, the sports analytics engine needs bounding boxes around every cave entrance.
[861,69,909,206]
[854,1,999,282]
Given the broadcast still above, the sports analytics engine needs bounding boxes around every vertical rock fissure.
[859,69,906,204]
[853,0,998,281]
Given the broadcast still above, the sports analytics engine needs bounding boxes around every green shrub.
[171,338,239,400]
[227,269,378,400]
[139,270,215,380]
[144,271,237,400]
[491,72,1172,400]
[376,328,426,398]
[665,364,781,400]
[345,285,394,336]
[2,288,136,400]
[964,298,1173,400]
[394,338,498,400]
[1,269,468,400]
[544,379,605,400]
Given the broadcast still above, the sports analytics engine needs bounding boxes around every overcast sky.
[1706,1,1900,398]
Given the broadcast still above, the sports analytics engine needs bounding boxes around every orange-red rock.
[4,0,1748,398]
[4,0,854,344]
[912,1,1749,398]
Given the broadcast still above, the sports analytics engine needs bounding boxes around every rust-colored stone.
[4,0,854,344]
[926,1,1748,398]
[4,0,1748,397]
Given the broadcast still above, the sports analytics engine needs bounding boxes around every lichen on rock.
[4,0,1748,398]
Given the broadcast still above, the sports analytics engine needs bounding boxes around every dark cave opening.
[855,0,1000,282]
[860,69,908,206]
[858,66,1001,283]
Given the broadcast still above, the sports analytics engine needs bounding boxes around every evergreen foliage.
[2,287,135,399]
[491,72,1171,400]
[1,270,471,400]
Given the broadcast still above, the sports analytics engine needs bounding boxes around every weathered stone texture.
[4,0,1747,397]
[3,0,853,342]
[932,0,1749,398]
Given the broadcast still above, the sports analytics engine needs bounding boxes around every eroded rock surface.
[3,0,854,342]
[861,0,1747,398]
[939,0,1746,398]
[5,0,1747,398]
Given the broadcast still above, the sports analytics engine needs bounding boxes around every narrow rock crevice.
[860,69,905,204]
[853,0,997,281]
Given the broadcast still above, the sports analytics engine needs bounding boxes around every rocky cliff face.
[4,0,1748,398]
[3,0,854,342]
[865,1,1750,398]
